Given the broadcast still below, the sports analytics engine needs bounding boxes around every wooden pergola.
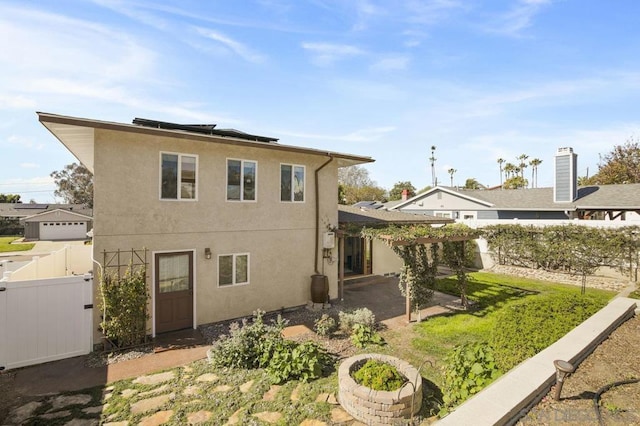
[374,233,479,323]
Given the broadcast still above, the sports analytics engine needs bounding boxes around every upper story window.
[161,152,197,200]
[227,159,257,201]
[280,164,305,202]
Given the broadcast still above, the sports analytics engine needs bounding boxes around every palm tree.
[429,146,437,186]
[529,158,542,188]
[517,154,529,186]
[448,168,457,187]
[497,158,505,187]
[503,163,516,180]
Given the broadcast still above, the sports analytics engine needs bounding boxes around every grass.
[0,236,34,253]
[407,272,615,387]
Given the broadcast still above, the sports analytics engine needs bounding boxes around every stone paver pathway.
[5,365,364,426]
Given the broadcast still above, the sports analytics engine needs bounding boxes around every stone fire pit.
[338,353,422,425]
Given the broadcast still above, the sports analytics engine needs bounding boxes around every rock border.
[338,353,422,425]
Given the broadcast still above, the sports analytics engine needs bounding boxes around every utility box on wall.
[323,232,335,249]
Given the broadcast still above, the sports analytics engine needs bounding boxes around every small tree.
[50,163,94,208]
[99,264,149,348]
[463,178,481,190]
[0,194,21,203]
[584,137,640,185]
[388,181,416,201]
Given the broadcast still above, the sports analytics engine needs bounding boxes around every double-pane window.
[161,153,197,200]
[218,253,249,287]
[280,164,305,202]
[227,159,257,201]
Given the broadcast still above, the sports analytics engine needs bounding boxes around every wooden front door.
[155,251,194,334]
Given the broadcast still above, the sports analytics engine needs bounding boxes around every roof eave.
[37,112,374,170]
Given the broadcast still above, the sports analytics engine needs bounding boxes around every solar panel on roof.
[14,204,49,209]
[132,118,279,143]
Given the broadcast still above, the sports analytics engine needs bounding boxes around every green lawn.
[0,236,34,253]
[405,272,614,387]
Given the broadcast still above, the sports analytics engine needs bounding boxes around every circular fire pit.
[338,353,422,425]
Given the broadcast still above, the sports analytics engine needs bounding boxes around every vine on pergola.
[361,224,481,321]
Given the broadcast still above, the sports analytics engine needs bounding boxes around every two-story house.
[38,112,373,343]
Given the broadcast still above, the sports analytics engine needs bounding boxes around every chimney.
[401,189,409,201]
[554,147,577,202]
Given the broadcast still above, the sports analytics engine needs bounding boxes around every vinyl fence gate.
[0,275,93,371]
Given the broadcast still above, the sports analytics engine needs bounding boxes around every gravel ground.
[517,314,640,425]
[199,304,362,360]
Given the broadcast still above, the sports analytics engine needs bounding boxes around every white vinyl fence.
[0,275,93,370]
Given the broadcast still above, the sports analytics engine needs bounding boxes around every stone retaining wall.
[338,353,422,425]
[487,264,630,292]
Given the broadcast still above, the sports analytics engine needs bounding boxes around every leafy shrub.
[265,340,328,384]
[208,310,286,370]
[350,323,384,348]
[314,314,337,337]
[338,308,376,332]
[208,310,330,383]
[490,293,605,371]
[353,359,406,391]
[99,265,149,348]
[440,342,500,415]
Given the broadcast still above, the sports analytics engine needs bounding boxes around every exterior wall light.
[553,359,575,400]
[204,248,212,260]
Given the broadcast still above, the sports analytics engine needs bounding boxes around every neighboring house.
[0,203,92,239]
[391,148,640,222]
[338,204,453,277]
[38,112,373,343]
[23,208,93,241]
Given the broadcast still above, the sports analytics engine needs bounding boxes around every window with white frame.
[160,152,197,200]
[227,159,257,201]
[280,164,305,202]
[218,253,249,287]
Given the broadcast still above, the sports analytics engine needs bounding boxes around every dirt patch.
[518,314,640,425]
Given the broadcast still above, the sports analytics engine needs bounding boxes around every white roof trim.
[391,186,495,210]
[22,208,92,221]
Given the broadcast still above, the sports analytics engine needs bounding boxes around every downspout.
[314,155,334,274]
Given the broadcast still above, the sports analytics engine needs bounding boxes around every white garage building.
[23,209,93,241]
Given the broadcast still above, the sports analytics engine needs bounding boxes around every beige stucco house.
[38,112,373,343]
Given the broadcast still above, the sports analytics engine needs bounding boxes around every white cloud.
[6,135,44,151]
[370,56,410,71]
[277,126,396,143]
[482,0,552,37]
[20,163,40,169]
[194,27,266,63]
[91,0,169,30]
[404,0,465,25]
[302,42,365,66]
[0,95,37,110]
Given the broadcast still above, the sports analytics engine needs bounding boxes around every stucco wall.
[371,239,403,276]
[92,128,339,340]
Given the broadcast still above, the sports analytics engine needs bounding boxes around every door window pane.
[158,253,190,293]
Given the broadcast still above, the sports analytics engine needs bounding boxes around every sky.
[2,0,640,202]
